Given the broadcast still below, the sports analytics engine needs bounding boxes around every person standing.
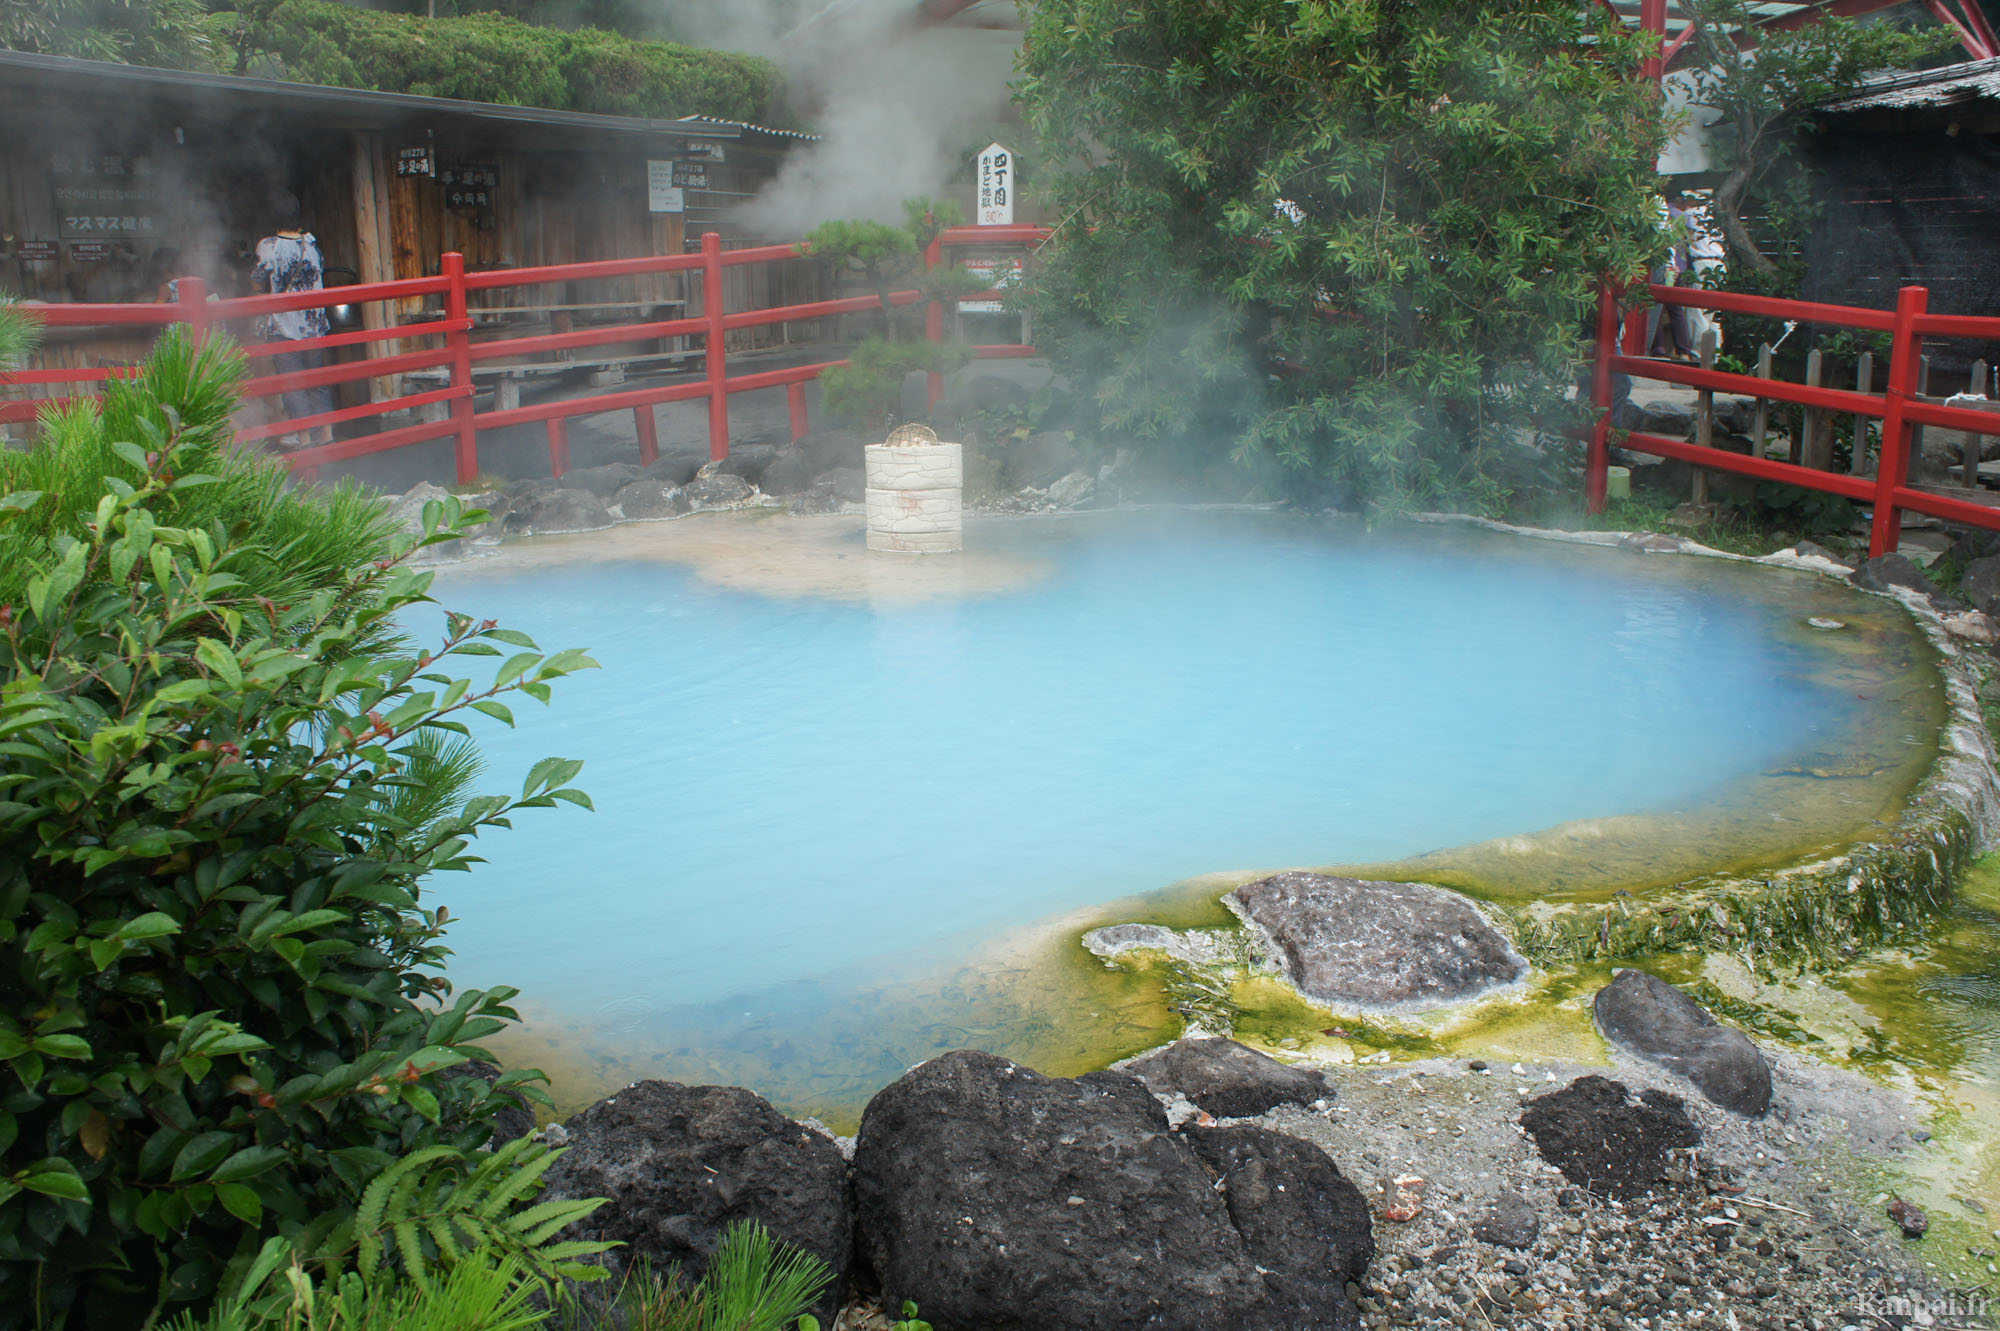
[252,193,334,445]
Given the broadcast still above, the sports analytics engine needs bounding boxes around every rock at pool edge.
[1592,968,1774,1117]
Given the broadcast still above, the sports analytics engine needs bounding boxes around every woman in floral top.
[252,193,334,444]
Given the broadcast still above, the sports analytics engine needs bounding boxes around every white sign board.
[958,257,1023,314]
[976,142,1014,226]
[646,160,685,213]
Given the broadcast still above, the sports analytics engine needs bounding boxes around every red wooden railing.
[1588,280,2000,557]
[2,225,1053,485]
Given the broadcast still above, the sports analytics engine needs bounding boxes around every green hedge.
[231,0,782,122]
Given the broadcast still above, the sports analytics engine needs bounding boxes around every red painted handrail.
[1586,278,2000,557]
[1,226,1054,484]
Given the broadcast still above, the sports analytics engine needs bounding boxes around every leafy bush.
[0,328,399,613]
[1015,0,1672,512]
[0,343,595,1325]
[228,0,782,123]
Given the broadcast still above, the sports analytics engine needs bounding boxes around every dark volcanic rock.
[1520,1075,1701,1199]
[758,446,819,496]
[611,479,690,521]
[853,1049,1370,1331]
[1230,872,1530,1010]
[646,449,707,488]
[558,462,645,499]
[683,471,756,508]
[1003,430,1082,490]
[1849,553,1940,600]
[1182,1124,1375,1322]
[1593,969,1773,1116]
[712,443,780,487]
[540,1081,851,1324]
[504,485,613,534]
[1962,554,2000,619]
[1124,1037,1331,1118]
[1888,1198,1929,1237]
[789,480,842,514]
[1471,1189,1540,1250]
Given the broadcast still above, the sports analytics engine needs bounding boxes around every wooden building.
[0,49,820,394]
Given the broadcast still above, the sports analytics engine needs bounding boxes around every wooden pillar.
[351,133,397,403]
[1869,286,1929,558]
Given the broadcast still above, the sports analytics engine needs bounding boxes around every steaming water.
[421,513,1887,1044]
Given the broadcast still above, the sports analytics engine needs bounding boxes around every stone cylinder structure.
[865,425,963,553]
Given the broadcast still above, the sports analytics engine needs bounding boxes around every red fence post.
[176,276,209,343]
[924,231,945,412]
[634,406,660,467]
[1869,284,1930,558]
[546,418,571,479]
[787,382,809,440]
[443,252,479,486]
[1586,279,1621,514]
[702,230,729,461]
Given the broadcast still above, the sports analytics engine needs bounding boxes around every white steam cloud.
[678,0,1022,235]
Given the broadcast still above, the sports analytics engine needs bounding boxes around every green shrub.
[228,0,782,122]
[0,345,596,1326]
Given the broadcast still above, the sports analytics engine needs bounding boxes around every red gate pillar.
[1869,285,1930,558]
[702,230,729,461]
[175,276,210,343]
[443,252,479,486]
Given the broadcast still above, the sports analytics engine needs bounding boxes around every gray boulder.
[1520,1075,1700,1200]
[1004,430,1082,490]
[540,1081,851,1325]
[382,481,453,540]
[712,443,780,487]
[1849,553,1940,600]
[758,447,819,496]
[684,471,756,509]
[1046,469,1098,509]
[612,479,691,521]
[1635,399,1695,438]
[1962,554,2000,619]
[789,481,841,515]
[505,486,614,535]
[646,449,707,488]
[853,1050,1370,1331]
[559,462,645,499]
[1471,1189,1539,1250]
[1123,1038,1331,1118]
[1592,969,1772,1117]
[1230,872,1530,1011]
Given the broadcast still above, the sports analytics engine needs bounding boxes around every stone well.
[865,424,962,553]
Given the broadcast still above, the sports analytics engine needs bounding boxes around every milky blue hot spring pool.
[418,510,1938,1119]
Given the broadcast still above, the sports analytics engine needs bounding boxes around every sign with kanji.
[52,152,161,239]
[977,143,1014,226]
[671,162,708,189]
[69,242,112,263]
[647,161,685,213]
[15,240,57,261]
[958,257,1023,313]
[680,140,727,163]
[396,146,435,178]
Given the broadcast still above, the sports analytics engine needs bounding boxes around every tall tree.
[1015,0,1671,510]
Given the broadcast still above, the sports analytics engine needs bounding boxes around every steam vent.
[865,424,964,553]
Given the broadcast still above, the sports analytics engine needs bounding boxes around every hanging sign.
[15,240,59,261]
[957,257,1023,313]
[69,242,112,263]
[680,140,727,163]
[396,146,435,178]
[671,162,708,189]
[976,143,1014,226]
[647,161,685,213]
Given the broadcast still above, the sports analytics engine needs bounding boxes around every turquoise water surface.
[419,512,1873,1038]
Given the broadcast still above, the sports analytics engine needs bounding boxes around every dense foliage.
[0,334,597,1326]
[799,200,980,430]
[1014,0,1672,511]
[0,0,783,124]
[227,0,781,121]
